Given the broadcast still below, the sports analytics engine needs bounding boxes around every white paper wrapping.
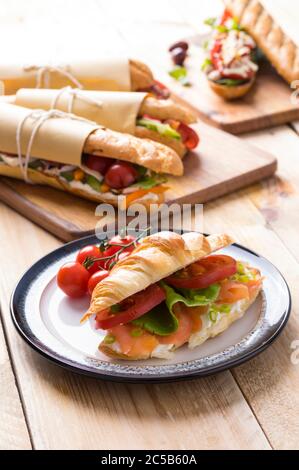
[15,88,147,134]
[0,57,131,95]
[0,103,99,166]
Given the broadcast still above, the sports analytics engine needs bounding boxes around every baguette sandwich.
[11,89,199,158]
[223,0,299,84]
[0,103,183,207]
[202,9,258,99]
[0,57,170,98]
[85,231,263,360]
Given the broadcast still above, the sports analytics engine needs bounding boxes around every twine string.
[50,86,103,113]
[24,64,83,89]
[16,109,97,183]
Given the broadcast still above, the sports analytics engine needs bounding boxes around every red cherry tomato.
[104,162,138,189]
[96,283,166,329]
[102,235,136,269]
[210,39,223,70]
[83,154,114,175]
[152,80,171,99]
[57,262,90,298]
[220,9,232,25]
[76,245,104,274]
[178,123,199,150]
[87,270,109,295]
[166,255,237,289]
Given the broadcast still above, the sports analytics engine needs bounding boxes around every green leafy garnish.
[103,334,116,344]
[28,159,43,170]
[214,78,248,87]
[110,304,121,313]
[204,17,217,27]
[209,303,231,323]
[216,24,228,33]
[134,164,147,179]
[168,66,191,86]
[132,282,220,336]
[201,58,212,71]
[177,284,221,304]
[131,328,144,338]
[136,174,167,190]
[132,303,178,336]
[137,117,181,140]
[60,170,74,182]
[86,174,102,192]
[231,17,243,31]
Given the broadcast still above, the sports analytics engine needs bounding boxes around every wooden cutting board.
[163,37,299,134]
[0,120,276,241]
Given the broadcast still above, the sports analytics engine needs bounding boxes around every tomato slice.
[166,255,237,289]
[178,123,199,150]
[220,9,232,25]
[96,283,166,330]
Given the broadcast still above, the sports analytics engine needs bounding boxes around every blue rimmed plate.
[11,234,291,383]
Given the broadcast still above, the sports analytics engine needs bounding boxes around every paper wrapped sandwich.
[0,57,170,98]
[0,103,183,207]
[223,0,299,84]
[84,231,263,360]
[10,88,199,157]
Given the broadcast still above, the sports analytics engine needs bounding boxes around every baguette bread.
[139,96,196,124]
[209,76,255,100]
[84,128,183,176]
[87,232,233,317]
[5,92,197,157]
[224,0,299,84]
[129,59,155,90]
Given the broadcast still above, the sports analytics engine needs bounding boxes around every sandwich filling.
[202,9,258,87]
[136,115,199,151]
[96,255,262,358]
[0,152,168,205]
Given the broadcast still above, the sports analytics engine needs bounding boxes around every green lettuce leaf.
[60,170,74,182]
[214,78,248,87]
[132,282,220,336]
[137,117,181,140]
[132,303,178,336]
[86,174,102,192]
[168,66,191,86]
[136,174,167,190]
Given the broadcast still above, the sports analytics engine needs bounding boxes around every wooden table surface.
[0,0,299,450]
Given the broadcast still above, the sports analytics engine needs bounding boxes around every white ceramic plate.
[11,233,291,382]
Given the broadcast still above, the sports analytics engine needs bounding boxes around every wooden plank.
[241,125,299,262]
[0,309,32,449]
[0,121,276,241]
[0,202,271,450]
[205,191,299,449]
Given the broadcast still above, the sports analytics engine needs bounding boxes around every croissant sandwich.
[0,103,183,207]
[84,231,263,360]
[9,89,199,158]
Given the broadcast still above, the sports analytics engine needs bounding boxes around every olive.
[169,41,189,52]
[171,47,187,66]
